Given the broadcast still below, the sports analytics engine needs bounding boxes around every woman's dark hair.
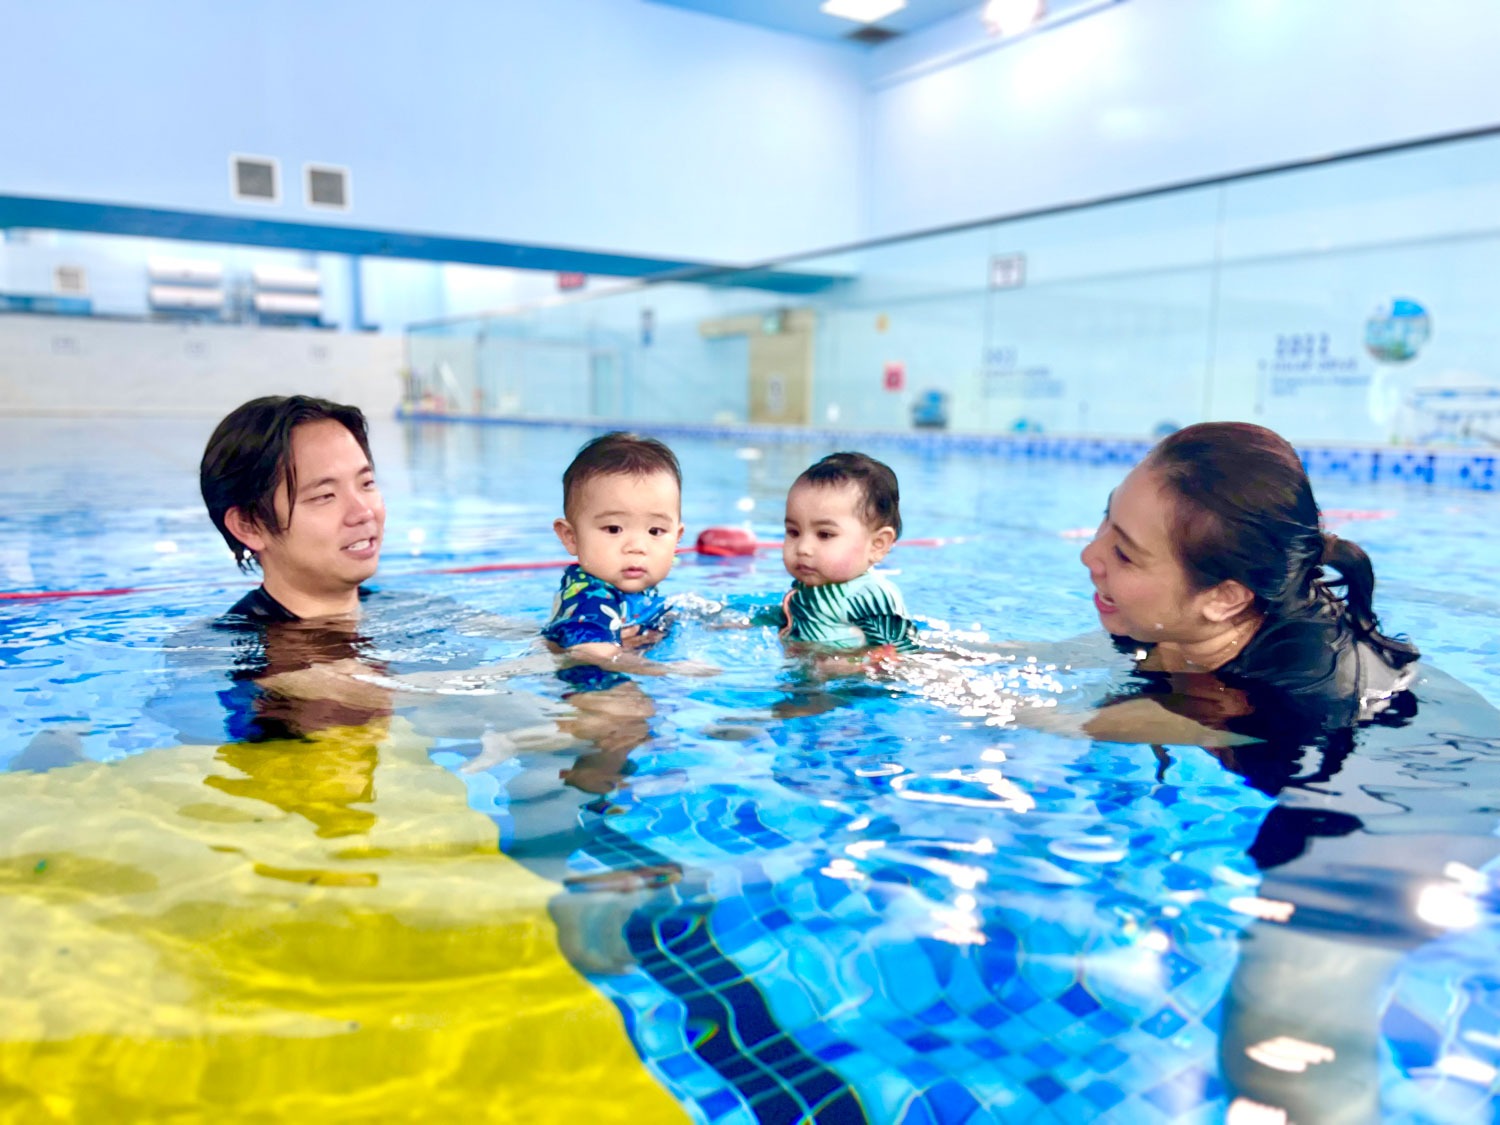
[795,452,902,539]
[562,432,681,517]
[1148,422,1417,666]
[200,395,373,571]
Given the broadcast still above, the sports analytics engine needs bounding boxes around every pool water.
[2,417,1499,1122]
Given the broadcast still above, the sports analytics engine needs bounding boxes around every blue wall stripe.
[398,411,1499,492]
[0,194,845,294]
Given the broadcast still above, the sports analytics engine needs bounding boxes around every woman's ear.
[869,526,897,564]
[553,517,579,556]
[1201,579,1255,623]
[225,507,269,554]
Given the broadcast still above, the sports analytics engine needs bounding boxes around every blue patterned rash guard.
[541,564,669,648]
[541,564,671,692]
[777,570,917,652]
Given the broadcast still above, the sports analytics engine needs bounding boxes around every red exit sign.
[557,272,586,291]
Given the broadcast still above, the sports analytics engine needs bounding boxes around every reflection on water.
[0,719,688,1121]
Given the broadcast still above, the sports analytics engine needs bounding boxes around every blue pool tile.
[759,909,793,931]
[965,1037,1007,1060]
[995,976,1043,1013]
[814,1040,857,1064]
[1141,1006,1188,1039]
[696,1088,745,1120]
[1086,1008,1131,1038]
[969,1004,1011,1030]
[1383,1000,1443,1071]
[1025,1041,1067,1069]
[1160,951,1201,987]
[1084,1042,1131,1073]
[661,1052,702,1079]
[1081,1079,1127,1110]
[908,1032,948,1053]
[918,999,960,1025]
[1025,1074,1068,1105]
[747,1089,804,1123]
[1141,1068,1221,1116]
[1057,982,1102,1017]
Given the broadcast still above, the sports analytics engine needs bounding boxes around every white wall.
[0,316,404,419]
[865,0,1500,239]
[0,0,865,265]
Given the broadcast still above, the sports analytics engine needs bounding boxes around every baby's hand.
[669,660,721,678]
[809,645,899,680]
[618,624,665,650]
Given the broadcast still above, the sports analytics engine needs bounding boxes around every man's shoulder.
[219,586,299,626]
[217,584,399,628]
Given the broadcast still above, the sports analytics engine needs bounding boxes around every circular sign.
[1364,298,1431,363]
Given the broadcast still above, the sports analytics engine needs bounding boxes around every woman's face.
[1080,464,1222,644]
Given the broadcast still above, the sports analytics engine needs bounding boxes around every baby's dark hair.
[794,452,902,538]
[562,431,682,516]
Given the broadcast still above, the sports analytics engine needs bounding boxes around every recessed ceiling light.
[982,0,1046,36]
[821,0,907,24]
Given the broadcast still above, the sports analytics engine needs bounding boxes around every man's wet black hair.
[794,451,902,539]
[562,432,682,517]
[200,395,373,571]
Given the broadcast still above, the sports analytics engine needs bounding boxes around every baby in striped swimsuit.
[776,452,917,654]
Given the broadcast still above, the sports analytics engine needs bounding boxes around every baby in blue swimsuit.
[778,451,917,653]
[543,432,716,688]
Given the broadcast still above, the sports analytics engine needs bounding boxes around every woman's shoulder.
[1223,599,1412,703]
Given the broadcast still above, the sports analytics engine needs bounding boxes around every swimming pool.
[2,416,1499,1122]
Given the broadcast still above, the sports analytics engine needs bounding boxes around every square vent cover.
[305,164,351,210]
[231,155,280,203]
[53,265,88,295]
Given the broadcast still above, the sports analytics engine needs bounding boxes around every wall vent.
[53,265,88,295]
[231,154,280,203]
[306,164,350,210]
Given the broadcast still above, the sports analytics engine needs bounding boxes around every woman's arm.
[1013,694,1258,748]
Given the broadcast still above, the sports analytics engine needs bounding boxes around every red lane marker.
[1321,509,1396,521]
[1,532,968,602]
[0,586,144,601]
[421,559,574,575]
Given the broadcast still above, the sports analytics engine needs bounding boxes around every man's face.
[553,470,683,593]
[243,420,385,604]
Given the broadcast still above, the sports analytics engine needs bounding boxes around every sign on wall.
[989,253,1027,290]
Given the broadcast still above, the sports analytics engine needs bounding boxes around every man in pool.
[194,394,592,746]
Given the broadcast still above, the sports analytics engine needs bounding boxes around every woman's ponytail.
[1318,532,1420,667]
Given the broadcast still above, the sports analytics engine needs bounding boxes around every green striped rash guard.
[777,570,917,651]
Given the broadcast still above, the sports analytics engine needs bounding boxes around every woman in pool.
[1077,421,1418,746]
[1070,421,1498,1123]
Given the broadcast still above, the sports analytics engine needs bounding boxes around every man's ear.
[1201,578,1255,623]
[225,507,269,554]
[553,517,579,556]
[869,526,897,564]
